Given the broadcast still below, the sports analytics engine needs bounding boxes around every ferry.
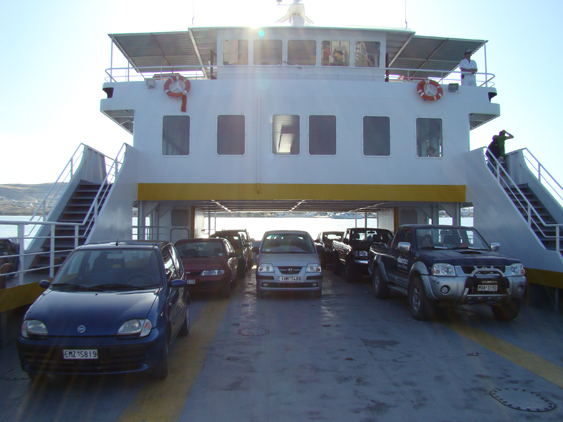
[1,2,563,420]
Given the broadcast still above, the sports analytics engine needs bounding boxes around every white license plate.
[186,279,196,284]
[63,349,98,360]
[477,284,498,292]
[279,276,301,282]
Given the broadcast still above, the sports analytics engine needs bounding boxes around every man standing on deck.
[459,50,478,86]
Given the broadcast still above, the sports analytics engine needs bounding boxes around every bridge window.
[254,40,282,65]
[321,41,349,66]
[309,115,336,155]
[363,116,390,156]
[217,115,245,155]
[223,39,248,65]
[273,115,300,155]
[288,40,316,66]
[162,116,190,155]
[416,118,442,158]
[355,41,380,67]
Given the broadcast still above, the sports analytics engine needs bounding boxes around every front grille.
[460,265,505,275]
[21,345,149,374]
[278,266,302,274]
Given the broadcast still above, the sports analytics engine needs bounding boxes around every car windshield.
[415,228,490,250]
[51,248,163,290]
[261,233,316,254]
[350,230,392,244]
[175,241,225,258]
[323,233,342,241]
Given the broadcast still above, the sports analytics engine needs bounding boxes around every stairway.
[29,181,112,271]
[504,183,559,251]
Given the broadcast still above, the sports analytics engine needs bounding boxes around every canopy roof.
[109,27,486,78]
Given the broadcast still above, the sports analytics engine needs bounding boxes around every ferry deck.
[1,2,563,420]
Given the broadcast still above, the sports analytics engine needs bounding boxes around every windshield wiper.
[91,283,146,291]
[50,283,102,291]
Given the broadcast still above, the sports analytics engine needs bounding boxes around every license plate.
[186,279,196,285]
[279,276,301,282]
[477,284,498,292]
[63,349,98,360]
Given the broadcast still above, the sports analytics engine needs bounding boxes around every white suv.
[254,230,322,298]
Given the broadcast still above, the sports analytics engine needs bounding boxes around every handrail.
[486,149,561,253]
[519,148,563,206]
[104,64,495,87]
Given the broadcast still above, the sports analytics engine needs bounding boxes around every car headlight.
[201,269,225,276]
[355,250,368,258]
[431,263,456,276]
[257,263,274,273]
[118,319,152,338]
[21,320,48,338]
[508,263,525,276]
[306,263,322,273]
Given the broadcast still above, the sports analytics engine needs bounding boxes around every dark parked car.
[17,241,189,379]
[211,230,253,275]
[175,238,238,298]
[314,231,344,268]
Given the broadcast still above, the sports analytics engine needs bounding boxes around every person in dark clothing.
[487,130,514,172]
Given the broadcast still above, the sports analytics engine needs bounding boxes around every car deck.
[1,269,563,421]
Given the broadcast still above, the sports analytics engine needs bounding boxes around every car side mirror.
[169,279,187,288]
[252,246,260,254]
[398,242,411,252]
[490,243,500,252]
[343,238,349,245]
[39,279,52,289]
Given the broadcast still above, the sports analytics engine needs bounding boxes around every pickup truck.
[314,231,344,268]
[368,224,527,321]
[332,228,393,283]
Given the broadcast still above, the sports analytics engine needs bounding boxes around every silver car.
[254,230,322,298]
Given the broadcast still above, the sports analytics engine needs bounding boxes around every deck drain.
[238,327,270,336]
[0,367,29,381]
[490,388,556,412]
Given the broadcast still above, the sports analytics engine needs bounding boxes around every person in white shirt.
[459,50,478,86]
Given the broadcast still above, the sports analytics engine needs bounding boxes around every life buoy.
[417,80,443,101]
[164,75,191,112]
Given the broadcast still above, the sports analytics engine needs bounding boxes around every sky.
[1,0,562,186]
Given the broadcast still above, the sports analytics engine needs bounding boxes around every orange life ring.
[417,80,443,101]
[164,75,191,112]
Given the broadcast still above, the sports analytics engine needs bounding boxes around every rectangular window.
[223,39,248,65]
[363,116,390,156]
[309,115,336,155]
[321,41,350,66]
[162,116,190,155]
[416,118,442,157]
[288,40,316,66]
[253,40,282,65]
[217,115,245,155]
[355,41,380,67]
[273,115,300,155]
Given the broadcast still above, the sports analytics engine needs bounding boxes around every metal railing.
[520,148,563,207]
[1,144,128,286]
[486,149,561,253]
[104,64,495,87]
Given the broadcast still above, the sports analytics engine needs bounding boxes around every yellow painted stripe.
[525,268,563,289]
[117,298,231,422]
[138,183,466,203]
[0,282,43,313]
[442,320,563,390]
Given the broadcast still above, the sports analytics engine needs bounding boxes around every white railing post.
[17,224,25,285]
[75,225,79,249]
[557,226,561,253]
[49,225,55,278]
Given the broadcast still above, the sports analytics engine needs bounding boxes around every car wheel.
[313,286,322,298]
[408,277,435,321]
[344,260,357,283]
[222,279,231,299]
[491,300,521,321]
[332,254,341,275]
[256,283,265,298]
[372,267,390,299]
[178,306,190,337]
[151,337,169,379]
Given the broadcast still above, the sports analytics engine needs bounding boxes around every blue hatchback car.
[17,241,189,379]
